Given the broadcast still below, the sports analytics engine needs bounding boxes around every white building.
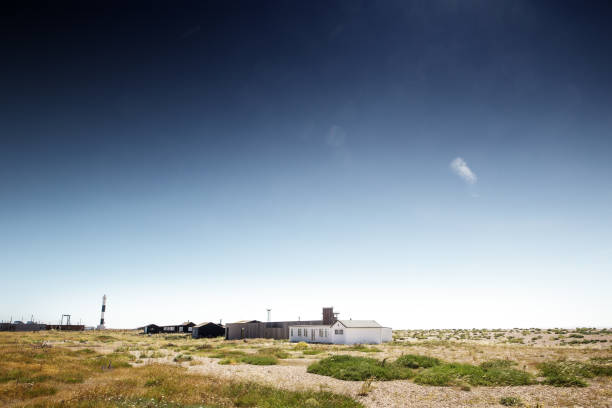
[289,320,392,345]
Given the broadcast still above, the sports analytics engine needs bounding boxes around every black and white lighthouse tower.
[97,294,107,330]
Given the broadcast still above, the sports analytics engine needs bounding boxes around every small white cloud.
[450,157,477,184]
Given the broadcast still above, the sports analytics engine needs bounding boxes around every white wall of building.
[289,321,393,345]
[289,325,332,343]
[382,327,393,342]
[344,327,384,344]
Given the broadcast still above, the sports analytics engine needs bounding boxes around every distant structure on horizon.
[289,319,392,345]
[97,295,107,330]
[226,306,343,340]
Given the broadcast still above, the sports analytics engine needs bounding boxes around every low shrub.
[414,362,534,386]
[307,355,413,381]
[535,360,612,387]
[395,354,441,368]
[479,359,516,370]
[173,354,193,363]
[293,342,309,350]
[500,396,523,406]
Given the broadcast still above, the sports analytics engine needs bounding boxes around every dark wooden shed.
[177,321,196,334]
[192,322,225,338]
[160,321,195,334]
[143,324,161,334]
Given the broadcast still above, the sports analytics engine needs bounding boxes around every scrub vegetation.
[0,333,361,408]
[307,355,415,381]
[308,355,535,386]
[537,359,612,387]
[1,328,611,407]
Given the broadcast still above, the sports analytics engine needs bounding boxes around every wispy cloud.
[326,125,346,147]
[450,157,477,184]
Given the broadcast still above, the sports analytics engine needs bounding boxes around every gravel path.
[185,357,612,407]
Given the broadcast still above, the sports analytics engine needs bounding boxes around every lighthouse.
[97,295,107,330]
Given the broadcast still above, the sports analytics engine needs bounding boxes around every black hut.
[192,322,225,338]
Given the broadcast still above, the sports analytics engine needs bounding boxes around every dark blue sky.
[2,1,611,328]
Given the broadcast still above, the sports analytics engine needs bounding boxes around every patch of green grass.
[303,349,324,355]
[214,350,278,365]
[479,359,517,369]
[413,363,480,386]
[225,382,362,408]
[536,360,611,387]
[307,355,413,381]
[347,344,382,353]
[413,362,534,386]
[240,355,278,365]
[210,350,247,359]
[394,354,441,368]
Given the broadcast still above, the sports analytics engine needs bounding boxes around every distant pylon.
[97,295,107,330]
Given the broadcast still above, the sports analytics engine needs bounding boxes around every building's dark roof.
[195,322,223,328]
[230,320,260,324]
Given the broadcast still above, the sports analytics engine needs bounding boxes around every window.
[179,327,183,332]
[298,328,301,336]
[334,329,343,335]
[319,329,323,337]
[325,329,328,337]
[304,329,308,336]
[291,328,294,336]
[188,327,193,332]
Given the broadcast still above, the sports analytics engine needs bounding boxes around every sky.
[1,1,611,329]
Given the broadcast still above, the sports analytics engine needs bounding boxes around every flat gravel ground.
[185,356,612,408]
